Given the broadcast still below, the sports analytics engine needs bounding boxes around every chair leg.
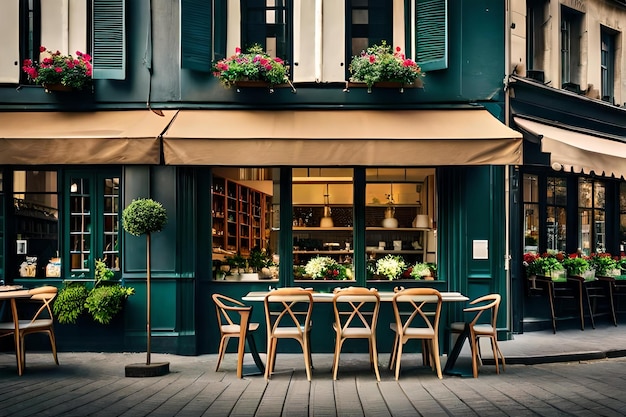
[332,335,342,380]
[489,337,500,374]
[302,337,312,381]
[48,330,59,365]
[430,338,442,379]
[215,335,228,372]
[389,333,399,370]
[469,332,479,378]
[395,340,404,380]
[493,338,506,372]
[236,333,246,379]
[370,336,381,382]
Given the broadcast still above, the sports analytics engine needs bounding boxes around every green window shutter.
[415,0,447,71]
[181,0,213,71]
[93,0,125,80]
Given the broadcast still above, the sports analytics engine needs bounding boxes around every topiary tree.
[122,198,167,367]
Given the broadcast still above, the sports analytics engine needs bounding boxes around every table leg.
[242,332,265,376]
[444,323,472,377]
[9,299,23,376]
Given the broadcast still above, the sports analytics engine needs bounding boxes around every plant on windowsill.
[304,256,351,280]
[22,46,93,92]
[409,262,435,280]
[212,45,295,93]
[524,251,566,282]
[375,254,407,281]
[347,41,424,93]
[561,254,593,280]
[53,259,134,325]
[588,253,620,277]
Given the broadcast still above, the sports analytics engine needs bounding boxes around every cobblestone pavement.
[1,323,626,416]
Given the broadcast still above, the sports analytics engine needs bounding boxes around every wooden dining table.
[0,286,30,376]
[242,289,470,377]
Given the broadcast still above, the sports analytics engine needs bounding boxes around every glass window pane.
[523,174,539,202]
[13,170,59,279]
[579,208,592,255]
[293,169,354,281]
[212,168,277,281]
[579,178,592,207]
[366,168,436,281]
[524,203,539,252]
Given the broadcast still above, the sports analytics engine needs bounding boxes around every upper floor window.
[601,27,617,104]
[242,0,290,61]
[348,0,393,57]
[526,0,547,78]
[560,6,582,91]
[18,0,41,85]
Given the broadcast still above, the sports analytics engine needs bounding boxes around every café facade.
[0,0,557,355]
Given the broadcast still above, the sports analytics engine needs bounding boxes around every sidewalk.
[1,323,625,416]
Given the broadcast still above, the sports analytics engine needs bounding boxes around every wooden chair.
[331,287,381,381]
[389,288,442,380]
[264,288,314,381]
[451,293,505,378]
[0,286,59,374]
[212,293,264,378]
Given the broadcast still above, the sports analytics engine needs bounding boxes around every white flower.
[305,256,335,279]
[375,255,406,280]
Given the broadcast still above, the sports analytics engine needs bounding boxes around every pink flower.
[39,46,46,53]
[54,67,63,73]
[23,59,32,67]
[42,58,53,65]
[396,46,401,52]
[82,53,91,62]
[274,57,283,64]
[235,47,241,54]
[369,55,376,63]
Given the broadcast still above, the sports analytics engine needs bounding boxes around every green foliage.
[410,262,432,279]
[22,47,92,90]
[562,256,590,276]
[349,41,424,88]
[122,198,168,236]
[85,285,135,325]
[524,252,564,277]
[212,45,288,87]
[53,283,89,325]
[589,253,619,276]
[53,261,134,325]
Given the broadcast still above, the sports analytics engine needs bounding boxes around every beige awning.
[0,110,177,165]
[162,109,522,166]
[514,117,626,179]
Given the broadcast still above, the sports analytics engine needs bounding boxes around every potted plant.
[212,45,293,91]
[53,259,134,325]
[22,46,92,92]
[410,262,434,280]
[304,256,350,280]
[375,254,407,280]
[122,198,168,376]
[525,252,565,281]
[348,41,424,92]
[562,254,593,279]
[589,253,620,277]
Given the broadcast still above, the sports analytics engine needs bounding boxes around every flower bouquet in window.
[524,251,565,281]
[348,41,424,92]
[589,253,620,277]
[375,254,407,281]
[212,45,290,91]
[22,46,93,92]
[304,256,350,280]
[562,254,594,280]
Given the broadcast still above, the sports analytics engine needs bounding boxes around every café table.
[0,286,30,376]
[242,289,470,376]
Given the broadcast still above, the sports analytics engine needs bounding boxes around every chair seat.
[338,326,373,338]
[390,322,435,337]
[272,326,307,337]
[472,324,495,335]
[221,322,259,334]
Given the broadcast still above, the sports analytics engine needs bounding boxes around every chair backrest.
[392,288,442,334]
[28,286,57,322]
[333,287,380,333]
[264,288,313,337]
[212,293,252,329]
[464,293,501,328]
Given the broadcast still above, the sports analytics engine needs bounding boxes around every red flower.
[369,55,376,63]
[396,46,401,52]
[39,45,46,53]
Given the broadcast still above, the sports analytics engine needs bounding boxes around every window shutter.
[415,0,447,71]
[0,0,19,83]
[93,0,125,79]
[182,0,213,71]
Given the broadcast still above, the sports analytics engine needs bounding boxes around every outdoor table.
[242,289,469,376]
[0,286,30,376]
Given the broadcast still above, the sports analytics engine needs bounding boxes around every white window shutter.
[293,0,317,82]
[0,0,20,83]
[321,0,345,82]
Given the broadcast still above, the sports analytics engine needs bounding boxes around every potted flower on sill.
[347,41,424,93]
[304,256,350,280]
[589,253,620,277]
[562,254,594,281]
[212,45,294,93]
[410,262,435,280]
[375,254,407,281]
[22,46,92,92]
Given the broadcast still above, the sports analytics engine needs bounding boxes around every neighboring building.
[0,0,524,355]
[509,0,626,331]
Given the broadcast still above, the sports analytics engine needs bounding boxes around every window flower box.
[22,46,93,92]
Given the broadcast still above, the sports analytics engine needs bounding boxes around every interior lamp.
[320,184,334,227]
